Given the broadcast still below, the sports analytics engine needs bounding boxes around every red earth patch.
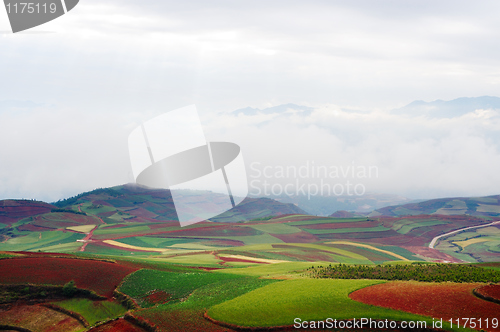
[17,223,55,232]
[350,281,500,331]
[144,290,171,305]
[475,284,500,303]
[0,257,138,298]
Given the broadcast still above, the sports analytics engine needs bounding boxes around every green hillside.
[373,195,500,217]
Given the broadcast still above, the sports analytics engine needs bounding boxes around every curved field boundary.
[124,313,158,332]
[327,241,409,261]
[473,285,500,305]
[41,303,89,328]
[0,325,33,332]
[113,289,140,310]
[429,220,500,249]
[349,281,500,326]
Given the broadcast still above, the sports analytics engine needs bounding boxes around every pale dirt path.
[429,220,500,249]
[78,213,106,252]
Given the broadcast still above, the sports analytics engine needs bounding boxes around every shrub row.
[310,263,500,283]
[0,283,105,304]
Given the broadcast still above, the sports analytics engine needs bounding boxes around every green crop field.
[287,217,367,226]
[248,223,302,234]
[54,298,127,326]
[207,279,439,328]
[119,269,245,307]
[160,253,222,266]
[214,261,321,277]
[304,225,389,234]
[396,220,450,234]
[0,231,84,252]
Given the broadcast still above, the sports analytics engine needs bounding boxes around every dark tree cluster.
[309,263,500,283]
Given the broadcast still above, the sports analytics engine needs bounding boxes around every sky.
[1,0,500,202]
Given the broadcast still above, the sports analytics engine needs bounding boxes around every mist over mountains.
[1,96,500,203]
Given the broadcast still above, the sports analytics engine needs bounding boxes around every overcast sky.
[1,0,500,202]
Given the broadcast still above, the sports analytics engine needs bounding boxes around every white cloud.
[204,104,500,199]
[1,1,500,200]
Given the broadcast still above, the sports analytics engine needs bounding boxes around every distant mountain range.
[393,96,500,118]
[232,96,500,119]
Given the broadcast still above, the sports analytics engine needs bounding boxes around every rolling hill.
[372,194,500,217]
[53,184,307,223]
[0,186,499,264]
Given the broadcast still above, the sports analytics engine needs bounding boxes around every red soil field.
[475,284,500,302]
[0,304,83,332]
[350,281,500,331]
[160,225,260,237]
[17,223,55,232]
[88,318,147,332]
[270,231,319,243]
[137,309,235,332]
[0,200,54,216]
[126,207,159,219]
[0,257,138,298]
[96,211,116,217]
[144,290,171,305]
[0,200,54,225]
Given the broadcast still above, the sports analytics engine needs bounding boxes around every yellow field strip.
[103,240,171,253]
[327,241,408,261]
[66,225,96,233]
[453,237,490,248]
[220,254,288,264]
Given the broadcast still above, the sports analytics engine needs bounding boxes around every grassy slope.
[54,298,127,326]
[207,279,444,328]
